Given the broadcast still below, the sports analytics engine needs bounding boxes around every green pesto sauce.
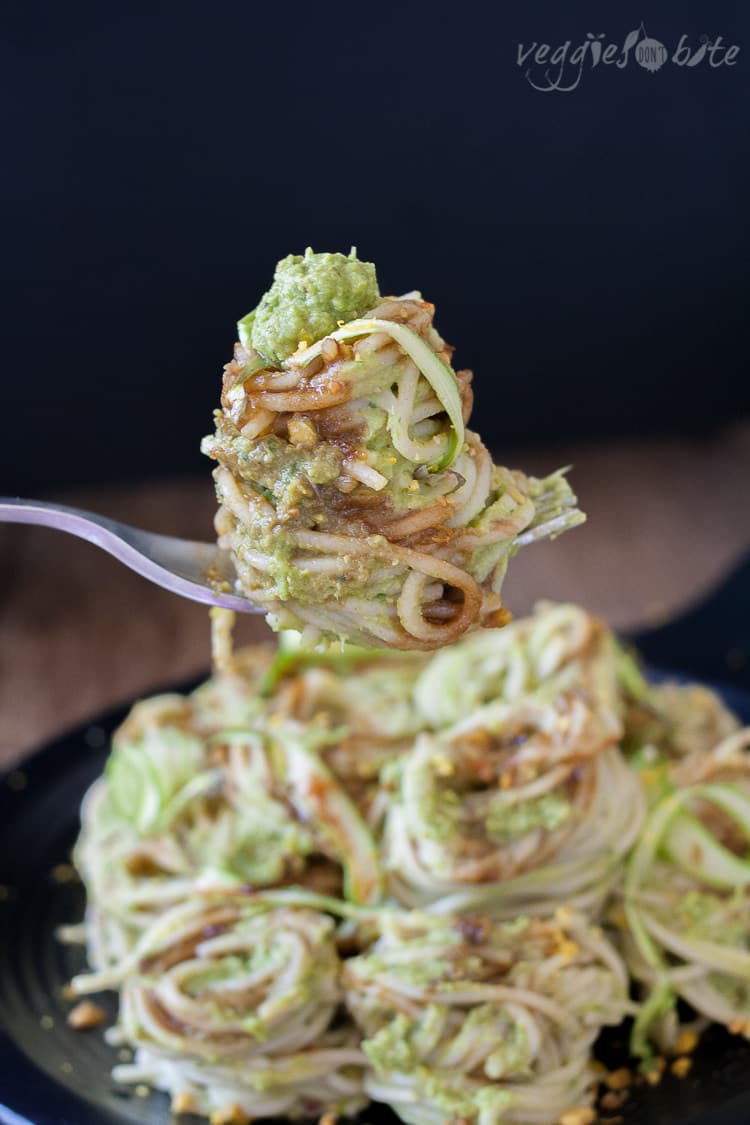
[362,1014,419,1072]
[363,1013,512,1120]
[355,952,452,988]
[483,1018,530,1078]
[412,769,461,845]
[248,248,380,365]
[391,957,452,987]
[217,429,387,606]
[414,1068,514,1119]
[485,792,571,841]
[675,889,749,946]
[414,1069,475,1116]
[228,817,313,884]
[233,434,343,506]
[186,943,283,999]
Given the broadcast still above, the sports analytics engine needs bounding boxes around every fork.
[0,497,260,612]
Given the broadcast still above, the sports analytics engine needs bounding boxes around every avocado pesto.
[242,247,380,364]
[485,790,572,841]
[202,248,585,650]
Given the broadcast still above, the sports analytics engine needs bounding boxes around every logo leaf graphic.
[623,26,642,54]
[618,24,643,67]
[687,41,708,66]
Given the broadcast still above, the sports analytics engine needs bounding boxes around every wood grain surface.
[2,422,749,768]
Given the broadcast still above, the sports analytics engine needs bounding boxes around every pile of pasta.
[69,603,750,1124]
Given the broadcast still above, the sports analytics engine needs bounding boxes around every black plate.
[1,676,749,1125]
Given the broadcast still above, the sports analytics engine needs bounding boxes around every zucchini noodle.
[201,285,584,650]
[619,726,750,1058]
[413,601,622,729]
[67,601,749,1121]
[74,691,383,968]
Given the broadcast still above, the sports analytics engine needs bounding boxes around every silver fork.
[0,498,260,612]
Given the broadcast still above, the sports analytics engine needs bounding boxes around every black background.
[2,0,748,492]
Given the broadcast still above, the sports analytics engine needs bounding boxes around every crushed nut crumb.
[67,1000,107,1030]
[671,1056,693,1078]
[644,1057,666,1086]
[483,606,513,629]
[320,338,340,363]
[558,939,580,961]
[210,1106,251,1125]
[559,1107,596,1125]
[605,1067,632,1091]
[675,1029,699,1054]
[50,863,78,884]
[172,1092,198,1114]
[600,1091,627,1111]
[287,414,318,448]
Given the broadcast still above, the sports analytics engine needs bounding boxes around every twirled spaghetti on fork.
[202,250,584,649]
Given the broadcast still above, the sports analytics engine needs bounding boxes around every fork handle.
[0,496,125,545]
[0,497,253,612]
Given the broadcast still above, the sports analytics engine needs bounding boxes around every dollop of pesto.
[362,1014,419,1072]
[247,248,380,365]
[485,791,571,841]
